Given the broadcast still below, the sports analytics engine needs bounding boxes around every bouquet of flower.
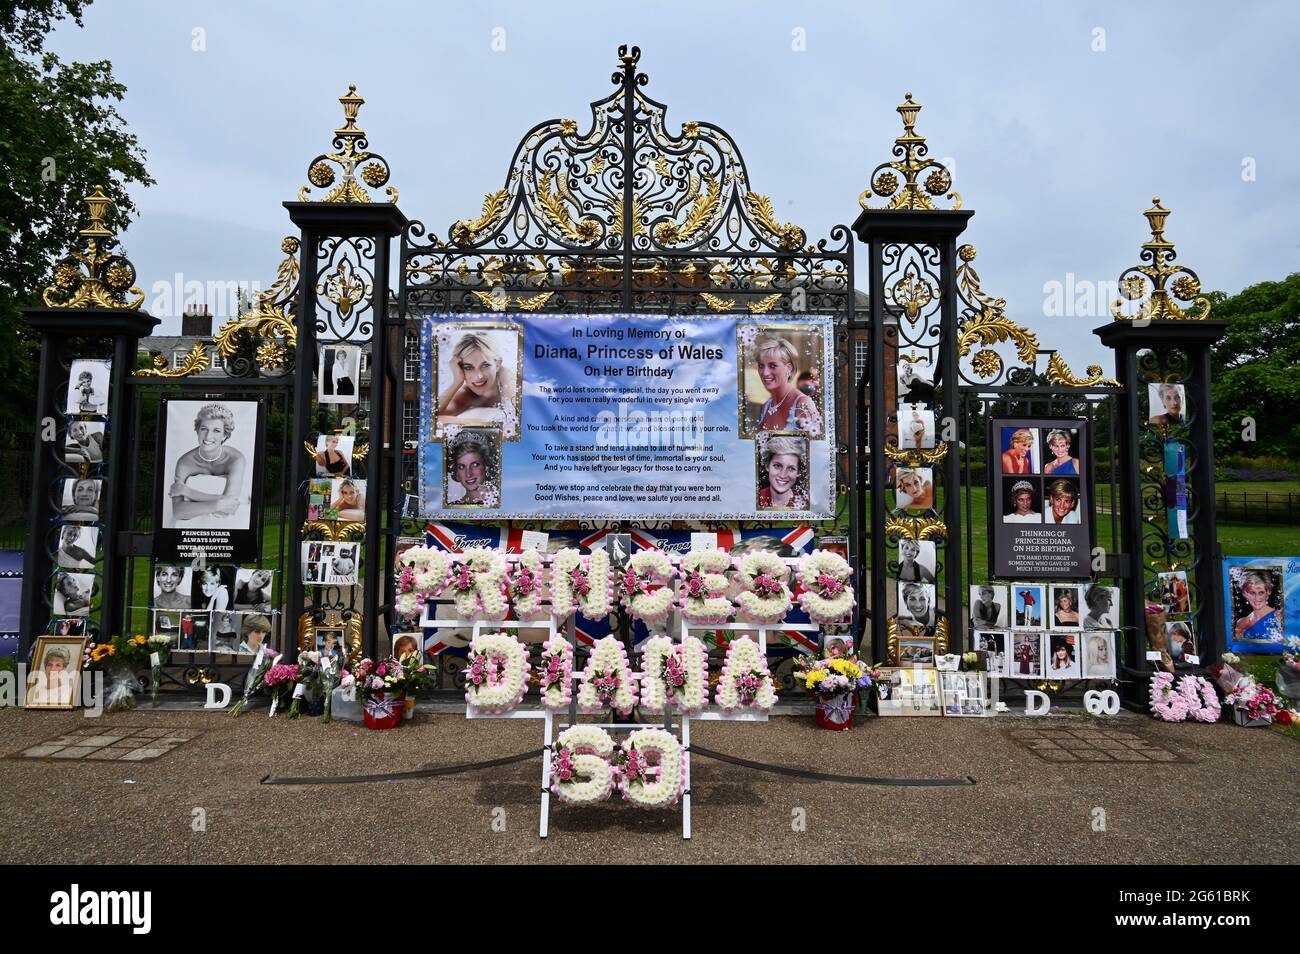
[1225,681,1282,724]
[353,655,403,707]
[85,633,172,711]
[288,651,328,719]
[229,648,282,716]
[321,658,345,723]
[794,652,878,699]
[261,662,299,717]
[397,652,436,694]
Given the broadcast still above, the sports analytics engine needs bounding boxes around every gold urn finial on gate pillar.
[297,84,398,204]
[858,93,962,212]
[1111,197,1211,322]
[42,185,145,310]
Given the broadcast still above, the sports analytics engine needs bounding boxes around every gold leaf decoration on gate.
[884,516,948,541]
[1044,352,1119,388]
[134,341,210,378]
[452,189,512,245]
[43,186,145,310]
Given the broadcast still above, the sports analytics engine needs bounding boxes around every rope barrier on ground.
[260,746,976,787]
[689,745,976,786]
[260,748,544,785]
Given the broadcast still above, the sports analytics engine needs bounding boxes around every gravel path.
[1,707,1294,864]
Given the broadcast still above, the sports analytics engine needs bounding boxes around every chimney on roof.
[182,304,213,337]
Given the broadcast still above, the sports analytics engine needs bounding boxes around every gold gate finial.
[1111,197,1211,321]
[42,185,144,310]
[298,84,398,204]
[859,93,962,212]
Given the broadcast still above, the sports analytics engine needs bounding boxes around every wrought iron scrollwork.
[402,46,851,318]
[316,236,376,341]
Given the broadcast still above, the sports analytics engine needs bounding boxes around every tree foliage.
[1206,274,1300,464]
[0,0,153,420]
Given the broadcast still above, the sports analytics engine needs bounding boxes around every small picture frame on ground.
[940,671,990,717]
[1081,630,1117,679]
[876,667,942,717]
[25,635,88,708]
[894,634,936,667]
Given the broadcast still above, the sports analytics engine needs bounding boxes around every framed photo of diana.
[432,322,523,441]
[737,321,827,439]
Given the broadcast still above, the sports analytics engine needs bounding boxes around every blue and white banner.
[417,312,836,521]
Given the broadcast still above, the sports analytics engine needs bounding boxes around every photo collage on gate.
[1145,381,1198,663]
[147,397,276,657]
[299,343,367,592]
[878,349,976,716]
[38,358,114,702]
[972,420,1119,689]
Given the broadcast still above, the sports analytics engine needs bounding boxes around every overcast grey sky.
[49,0,1300,368]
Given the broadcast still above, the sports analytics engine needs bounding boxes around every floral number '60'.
[551,725,684,809]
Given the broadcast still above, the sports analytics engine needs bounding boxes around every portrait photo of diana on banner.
[737,323,825,438]
[433,323,523,441]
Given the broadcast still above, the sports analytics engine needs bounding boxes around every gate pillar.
[852,95,972,662]
[1096,199,1226,699]
[285,86,406,659]
[20,188,158,659]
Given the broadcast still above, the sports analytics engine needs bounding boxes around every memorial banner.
[988,417,1093,579]
[417,312,836,520]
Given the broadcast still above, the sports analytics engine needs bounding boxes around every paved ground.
[0,706,1295,864]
